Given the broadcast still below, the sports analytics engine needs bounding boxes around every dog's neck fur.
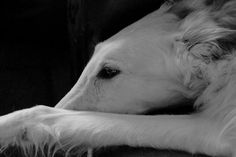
[194,57,236,120]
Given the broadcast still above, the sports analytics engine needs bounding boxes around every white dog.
[1,0,236,156]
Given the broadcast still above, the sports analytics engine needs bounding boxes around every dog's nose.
[55,92,80,110]
[55,92,89,111]
[55,75,90,109]
[55,102,75,110]
[55,100,71,109]
[55,101,66,109]
[55,97,81,110]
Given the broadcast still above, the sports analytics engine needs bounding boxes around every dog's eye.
[97,66,121,79]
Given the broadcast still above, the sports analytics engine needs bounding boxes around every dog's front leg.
[51,112,231,156]
[0,107,232,156]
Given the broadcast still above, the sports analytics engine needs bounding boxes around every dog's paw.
[0,106,57,152]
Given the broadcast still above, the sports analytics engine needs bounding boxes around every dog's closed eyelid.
[97,66,121,80]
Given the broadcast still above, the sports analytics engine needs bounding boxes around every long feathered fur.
[2,0,236,157]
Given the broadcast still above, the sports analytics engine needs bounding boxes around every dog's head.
[56,0,236,114]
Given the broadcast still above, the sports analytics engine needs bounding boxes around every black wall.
[1,0,164,115]
[1,0,71,114]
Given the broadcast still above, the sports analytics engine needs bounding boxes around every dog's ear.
[172,1,236,94]
[178,12,228,66]
[178,0,236,63]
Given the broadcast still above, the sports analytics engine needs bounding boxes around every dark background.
[1,0,210,157]
[1,0,164,115]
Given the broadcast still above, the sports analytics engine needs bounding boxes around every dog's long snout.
[55,86,82,110]
[55,75,89,110]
